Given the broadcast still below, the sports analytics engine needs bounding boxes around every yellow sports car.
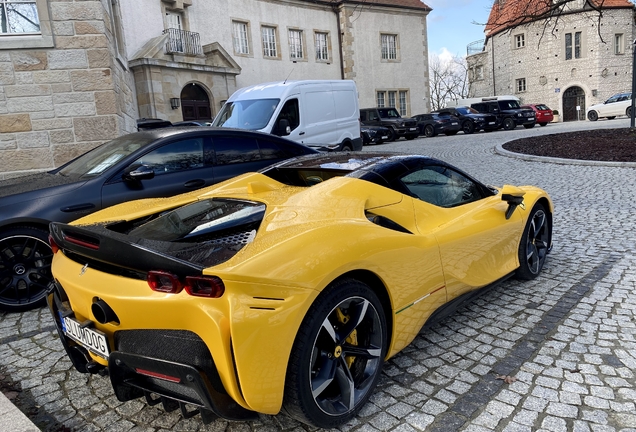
[47,153,553,428]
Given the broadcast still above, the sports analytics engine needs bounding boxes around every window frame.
[515,78,527,93]
[287,27,305,61]
[377,89,410,116]
[380,33,399,62]
[476,65,484,80]
[614,33,625,55]
[0,0,52,49]
[232,19,251,56]
[261,24,280,59]
[314,30,331,62]
[514,33,525,49]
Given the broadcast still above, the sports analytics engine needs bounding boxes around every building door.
[563,86,585,121]
[180,83,211,121]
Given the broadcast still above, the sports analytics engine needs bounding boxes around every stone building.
[465,0,635,122]
[0,0,431,178]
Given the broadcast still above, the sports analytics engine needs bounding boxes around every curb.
[495,143,636,168]
[0,391,39,431]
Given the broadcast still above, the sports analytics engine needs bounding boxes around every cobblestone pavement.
[1,119,635,432]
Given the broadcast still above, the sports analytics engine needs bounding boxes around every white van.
[212,80,362,151]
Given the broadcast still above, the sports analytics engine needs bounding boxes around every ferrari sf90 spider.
[48,153,552,427]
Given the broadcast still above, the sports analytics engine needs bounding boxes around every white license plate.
[381,135,388,139]
[409,127,417,131]
[62,315,110,359]
[451,122,458,125]
[528,117,535,121]
[488,122,496,125]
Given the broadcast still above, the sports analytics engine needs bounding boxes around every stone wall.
[0,0,137,179]
[466,8,635,116]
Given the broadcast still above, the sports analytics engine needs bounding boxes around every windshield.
[498,100,521,109]
[456,106,479,115]
[212,99,280,130]
[377,108,401,119]
[58,134,156,178]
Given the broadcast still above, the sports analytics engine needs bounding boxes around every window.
[615,33,624,55]
[388,91,396,108]
[136,139,204,175]
[399,91,408,116]
[0,0,39,34]
[273,99,300,134]
[377,92,385,107]
[476,65,484,80]
[400,166,482,208]
[0,0,52,48]
[262,26,278,58]
[315,31,329,61]
[515,34,525,48]
[516,78,527,93]
[213,137,260,165]
[232,20,250,55]
[381,34,398,60]
[565,31,582,60]
[288,28,304,60]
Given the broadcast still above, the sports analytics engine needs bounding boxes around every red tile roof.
[485,0,634,37]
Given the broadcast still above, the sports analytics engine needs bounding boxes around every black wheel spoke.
[342,343,382,359]
[334,357,355,411]
[337,299,369,345]
[311,353,338,398]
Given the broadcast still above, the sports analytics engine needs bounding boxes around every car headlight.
[516,113,522,117]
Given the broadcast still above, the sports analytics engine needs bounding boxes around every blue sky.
[425,0,493,60]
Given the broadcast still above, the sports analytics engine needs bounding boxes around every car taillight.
[185,276,225,298]
[147,270,182,294]
[48,235,59,254]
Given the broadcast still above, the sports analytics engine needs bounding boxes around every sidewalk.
[0,391,39,431]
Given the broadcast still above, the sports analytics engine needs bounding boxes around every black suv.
[470,98,536,130]
[433,106,498,134]
[360,107,419,141]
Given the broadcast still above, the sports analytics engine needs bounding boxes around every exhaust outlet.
[92,299,119,324]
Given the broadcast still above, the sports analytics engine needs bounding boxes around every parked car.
[0,128,317,312]
[48,152,552,428]
[521,104,553,126]
[468,97,536,130]
[361,125,391,145]
[360,107,419,141]
[173,120,214,127]
[412,113,461,137]
[433,106,498,134]
[587,92,633,121]
[213,80,362,151]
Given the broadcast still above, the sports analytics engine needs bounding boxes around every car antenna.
[283,68,294,84]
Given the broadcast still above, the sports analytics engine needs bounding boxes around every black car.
[433,106,498,134]
[470,98,536,130]
[412,113,462,137]
[359,107,419,141]
[0,127,317,312]
[360,125,391,145]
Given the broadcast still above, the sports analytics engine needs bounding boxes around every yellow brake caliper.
[336,308,358,368]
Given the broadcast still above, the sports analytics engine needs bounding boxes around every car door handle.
[60,203,96,213]
[184,179,206,188]
[299,131,305,135]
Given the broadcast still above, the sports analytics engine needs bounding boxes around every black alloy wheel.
[502,118,516,130]
[588,110,598,121]
[523,123,535,129]
[283,278,387,428]
[462,121,475,134]
[627,107,632,118]
[515,203,551,280]
[0,226,53,312]
[424,125,436,137]
[539,122,548,126]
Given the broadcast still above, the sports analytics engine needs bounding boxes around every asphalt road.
[1,118,635,432]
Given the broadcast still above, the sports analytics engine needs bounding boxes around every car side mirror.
[500,184,526,220]
[122,164,155,182]
[278,118,291,136]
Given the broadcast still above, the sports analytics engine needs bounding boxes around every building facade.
[0,0,431,178]
[465,0,635,122]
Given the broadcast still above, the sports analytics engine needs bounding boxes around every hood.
[0,172,85,201]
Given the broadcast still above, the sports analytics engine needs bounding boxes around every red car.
[521,104,554,126]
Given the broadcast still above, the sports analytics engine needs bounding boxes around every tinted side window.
[400,166,482,208]
[135,138,204,176]
[472,103,484,112]
[212,136,261,165]
[360,111,367,121]
[274,98,300,132]
[258,138,287,160]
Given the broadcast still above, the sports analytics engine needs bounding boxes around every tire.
[424,125,437,137]
[386,128,396,142]
[607,116,616,120]
[341,142,352,152]
[515,203,551,280]
[523,123,535,129]
[587,110,598,121]
[462,121,475,134]
[405,134,417,140]
[627,107,632,118]
[283,278,387,428]
[444,131,458,136]
[539,122,548,127]
[502,118,516,130]
[0,226,53,312]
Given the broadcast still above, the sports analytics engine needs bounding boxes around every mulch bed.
[502,128,636,162]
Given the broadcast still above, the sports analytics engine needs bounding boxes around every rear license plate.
[61,315,110,359]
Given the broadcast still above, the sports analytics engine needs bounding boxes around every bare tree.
[429,54,469,111]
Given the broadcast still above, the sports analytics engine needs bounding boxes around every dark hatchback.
[412,113,461,137]
[0,127,317,312]
[433,106,498,134]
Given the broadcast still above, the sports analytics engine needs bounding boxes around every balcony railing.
[467,39,485,56]
[164,28,203,56]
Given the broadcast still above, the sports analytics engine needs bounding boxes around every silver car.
[587,92,633,121]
